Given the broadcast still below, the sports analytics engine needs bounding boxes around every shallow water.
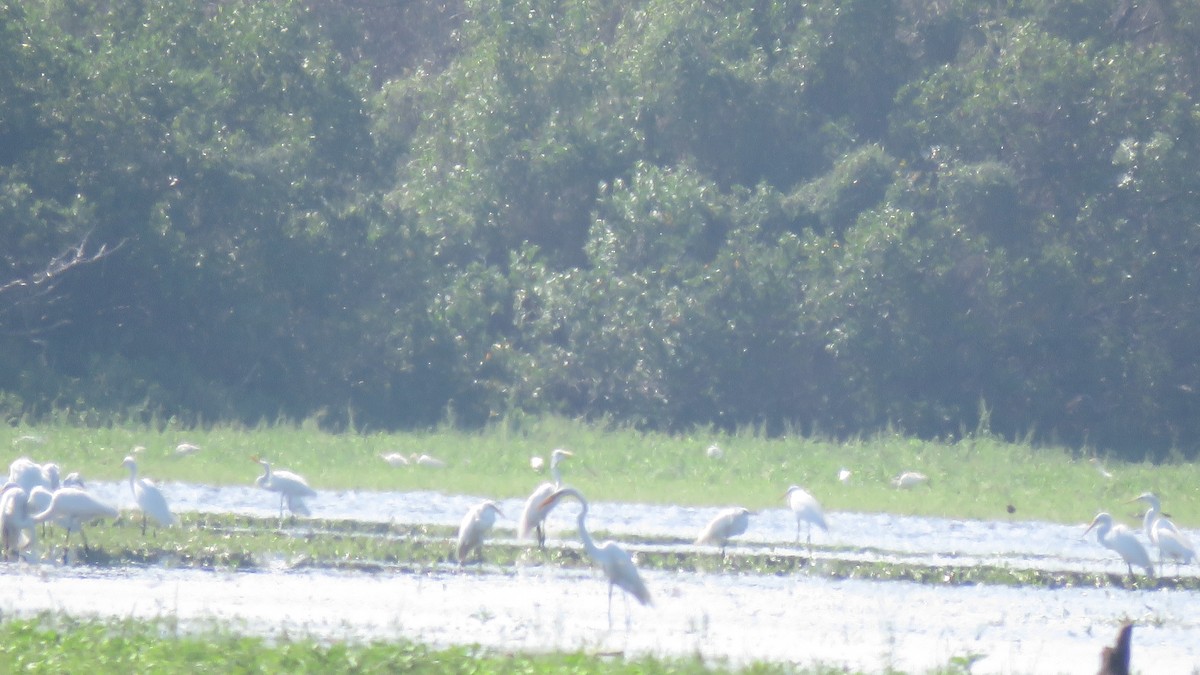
[87,480,1197,577]
[2,563,1198,673]
[9,481,1198,673]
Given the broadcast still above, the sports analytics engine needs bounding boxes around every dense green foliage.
[3,0,1200,458]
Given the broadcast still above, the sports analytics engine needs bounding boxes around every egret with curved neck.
[1129,492,1195,575]
[539,487,650,628]
[519,449,573,547]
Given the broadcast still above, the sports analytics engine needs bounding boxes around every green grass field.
[5,415,1197,526]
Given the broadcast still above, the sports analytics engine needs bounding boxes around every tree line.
[2,0,1200,458]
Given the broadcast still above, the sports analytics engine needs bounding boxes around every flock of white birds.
[2,439,1195,623]
[0,444,323,563]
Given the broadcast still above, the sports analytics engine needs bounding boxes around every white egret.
[62,472,86,488]
[785,485,828,554]
[175,442,201,457]
[252,457,316,518]
[31,487,119,555]
[1084,512,1154,578]
[456,500,503,565]
[412,453,447,468]
[891,471,929,489]
[837,468,852,484]
[539,487,651,628]
[1,484,37,560]
[694,507,751,556]
[122,456,176,535]
[8,457,47,493]
[529,456,545,472]
[519,449,573,547]
[380,452,409,467]
[705,444,724,460]
[1130,493,1194,575]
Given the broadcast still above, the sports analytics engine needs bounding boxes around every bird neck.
[550,464,563,486]
[574,502,600,557]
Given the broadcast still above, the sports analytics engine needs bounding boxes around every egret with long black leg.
[539,487,651,629]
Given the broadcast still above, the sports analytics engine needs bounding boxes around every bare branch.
[0,232,125,336]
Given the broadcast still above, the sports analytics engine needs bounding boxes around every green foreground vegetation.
[5,417,1198,526]
[0,615,860,675]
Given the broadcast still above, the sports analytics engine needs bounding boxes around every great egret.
[456,500,503,565]
[380,452,409,467]
[8,457,53,493]
[705,444,724,460]
[785,485,828,554]
[412,453,447,468]
[539,487,651,628]
[837,468,853,484]
[529,456,545,472]
[175,442,201,457]
[122,456,176,535]
[519,449,573,547]
[1130,493,1195,575]
[1084,512,1154,578]
[0,484,37,560]
[891,471,929,489]
[31,487,119,556]
[695,507,751,557]
[252,457,316,518]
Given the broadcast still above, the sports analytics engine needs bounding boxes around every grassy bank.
[1,615,854,675]
[4,416,1197,525]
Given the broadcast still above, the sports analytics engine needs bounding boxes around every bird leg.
[607,582,614,630]
[141,512,147,536]
[536,523,545,549]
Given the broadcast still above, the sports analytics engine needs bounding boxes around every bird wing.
[519,482,556,539]
[135,480,177,526]
[599,542,652,606]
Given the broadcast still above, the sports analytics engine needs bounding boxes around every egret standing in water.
[252,457,316,518]
[456,500,503,565]
[1129,492,1195,575]
[695,507,751,557]
[519,449,573,547]
[31,487,118,559]
[0,483,37,560]
[1084,512,1154,579]
[539,487,651,628]
[122,456,176,535]
[785,485,828,555]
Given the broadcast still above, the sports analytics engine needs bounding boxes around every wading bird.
[380,452,409,467]
[31,487,118,558]
[1084,512,1154,579]
[122,456,176,535]
[785,485,828,554]
[891,471,929,489]
[539,487,651,628]
[456,500,503,565]
[519,449,573,548]
[705,444,724,460]
[412,453,446,468]
[0,483,37,561]
[252,457,316,518]
[695,507,751,557]
[174,442,201,457]
[1129,492,1194,575]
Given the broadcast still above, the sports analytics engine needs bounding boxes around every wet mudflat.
[2,481,1198,673]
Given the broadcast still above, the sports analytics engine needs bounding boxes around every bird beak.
[249,455,261,463]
